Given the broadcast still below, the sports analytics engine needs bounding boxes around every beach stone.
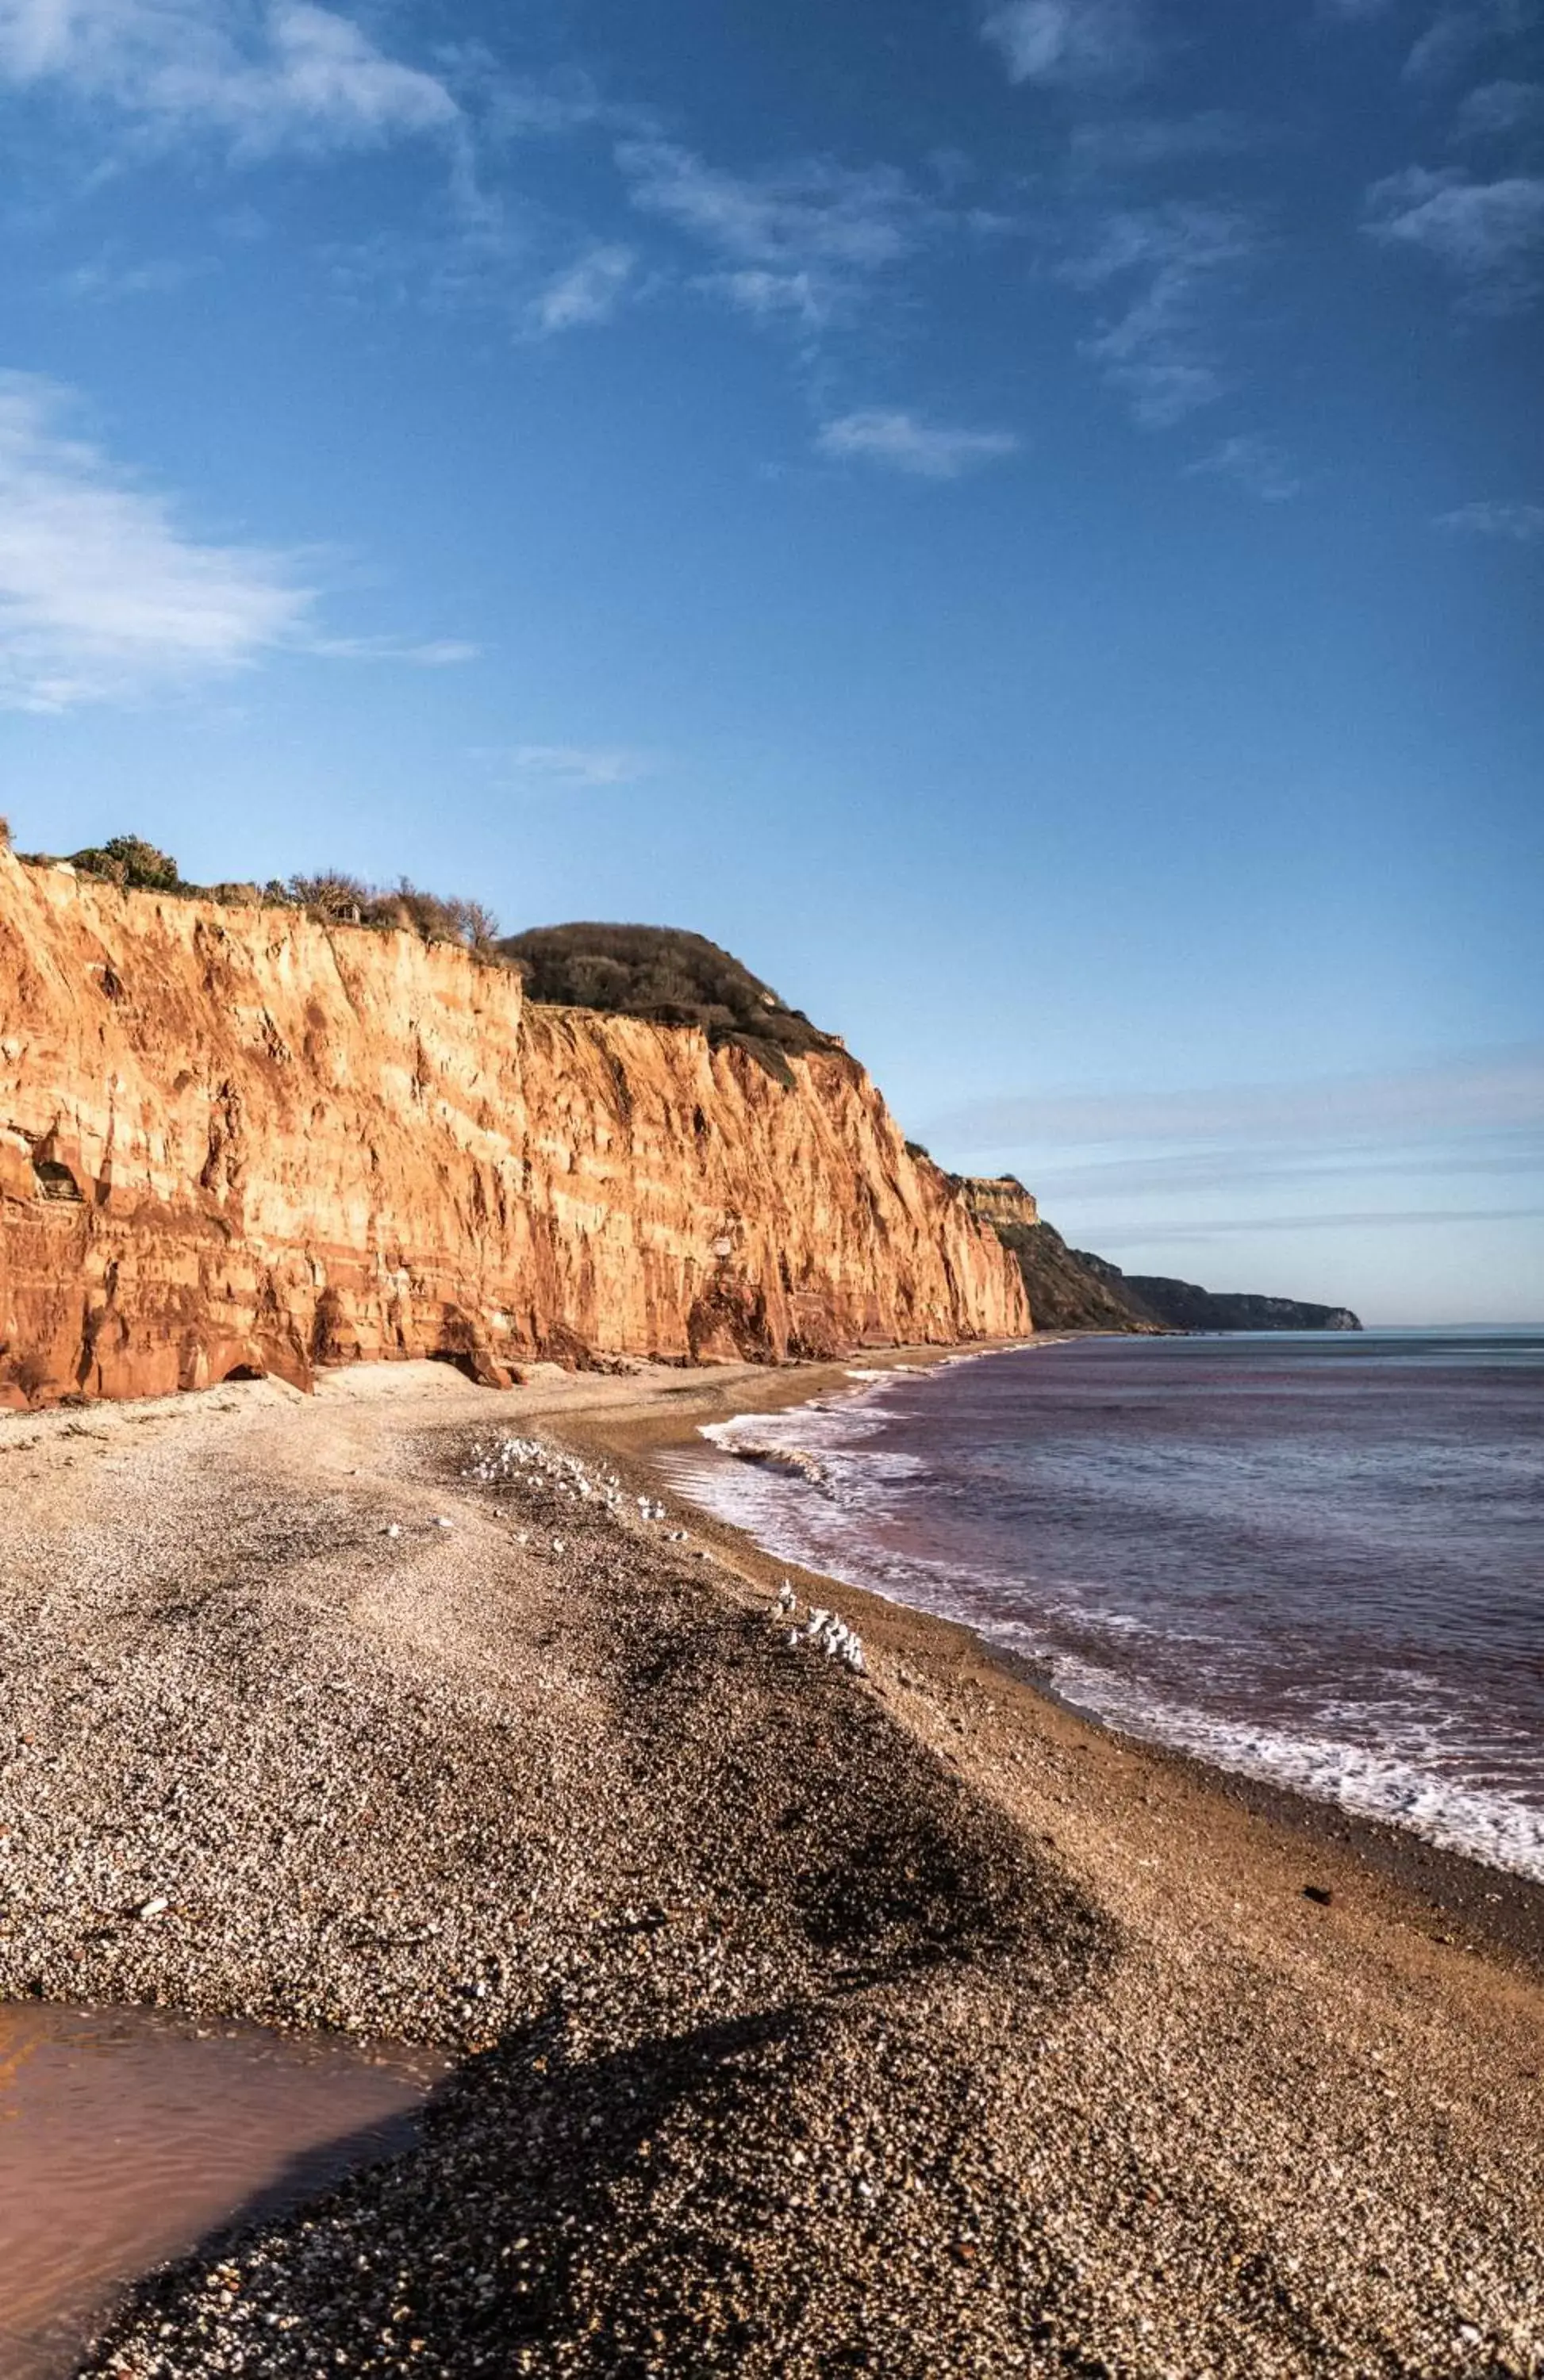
[0,1371,1537,2380]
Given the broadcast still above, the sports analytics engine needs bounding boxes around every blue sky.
[1,0,1540,1322]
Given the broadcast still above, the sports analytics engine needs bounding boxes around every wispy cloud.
[1365,165,1544,309]
[1020,1121,1544,1201]
[0,370,474,708]
[461,60,655,147]
[1402,0,1534,86]
[1452,75,1544,139]
[0,0,458,156]
[1318,0,1399,21]
[616,138,938,328]
[1061,201,1258,424]
[979,0,1152,90]
[617,140,928,267]
[1436,496,1544,537]
[1185,433,1302,501]
[698,268,829,329]
[920,1045,1544,1151]
[57,251,213,301]
[0,368,312,710]
[1097,1204,1544,1241]
[816,409,1020,478]
[494,744,655,788]
[924,1047,1544,1277]
[1070,112,1254,174]
[525,244,636,337]
[309,635,482,666]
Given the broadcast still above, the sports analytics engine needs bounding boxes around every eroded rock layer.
[0,855,1027,1404]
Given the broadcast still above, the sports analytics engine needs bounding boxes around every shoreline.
[552,1342,1544,1979]
[1,1353,1540,2376]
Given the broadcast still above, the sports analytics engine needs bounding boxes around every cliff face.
[955,1178,1359,1335]
[956,1175,1039,1230]
[989,1220,1166,1335]
[0,855,1027,1407]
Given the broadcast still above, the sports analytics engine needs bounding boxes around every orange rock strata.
[0,854,1027,1406]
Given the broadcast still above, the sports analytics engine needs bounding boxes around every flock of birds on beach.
[455,1434,866,1674]
[774,1578,867,1672]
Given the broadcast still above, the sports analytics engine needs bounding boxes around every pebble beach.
[1,1357,1541,2378]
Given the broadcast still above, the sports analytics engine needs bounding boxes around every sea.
[659,1330,1544,1883]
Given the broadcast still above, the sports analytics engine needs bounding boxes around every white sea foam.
[666,1365,1544,1886]
[1027,1647,1544,1882]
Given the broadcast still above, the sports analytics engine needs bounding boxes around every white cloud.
[616,138,937,326]
[1097,1203,1544,1238]
[617,140,925,267]
[920,1044,1544,1150]
[1437,496,1544,537]
[0,369,311,710]
[1185,433,1302,501]
[1452,76,1544,138]
[310,635,482,665]
[525,244,636,337]
[979,0,1150,89]
[1404,1,1539,85]
[1022,1134,1544,1203]
[816,409,1020,478]
[468,62,655,145]
[323,209,637,345]
[0,370,473,708]
[497,744,655,788]
[1062,201,1257,424]
[1365,165,1544,307]
[697,268,829,329]
[59,251,213,301]
[1405,2,1496,83]
[1107,358,1223,424]
[0,0,458,155]
[1070,112,1254,173]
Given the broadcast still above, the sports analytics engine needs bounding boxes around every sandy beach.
[1,1354,1540,2378]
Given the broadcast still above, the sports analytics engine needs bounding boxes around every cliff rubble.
[0,854,1027,1407]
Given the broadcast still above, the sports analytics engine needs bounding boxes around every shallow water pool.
[0,2001,445,2377]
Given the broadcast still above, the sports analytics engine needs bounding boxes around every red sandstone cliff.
[0,854,1027,1406]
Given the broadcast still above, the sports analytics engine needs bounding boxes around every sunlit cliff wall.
[0,854,1028,1406]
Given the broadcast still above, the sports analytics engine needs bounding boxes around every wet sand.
[0,2005,440,2378]
[0,1354,1539,2377]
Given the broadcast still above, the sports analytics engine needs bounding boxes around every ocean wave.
[1039,1653,1544,1882]
[697,1430,832,1491]
[663,1360,1544,1885]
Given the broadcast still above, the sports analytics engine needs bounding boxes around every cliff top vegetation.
[11,834,503,958]
[499,922,843,1087]
[6,835,839,1084]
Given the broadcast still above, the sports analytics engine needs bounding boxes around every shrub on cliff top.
[499,922,843,1084]
[288,872,501,953]
[13,833,502,958]
[67,835,183,892]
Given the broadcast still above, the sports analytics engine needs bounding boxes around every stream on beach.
[660,1328,1544,1883]
[0,2002,444,2377]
